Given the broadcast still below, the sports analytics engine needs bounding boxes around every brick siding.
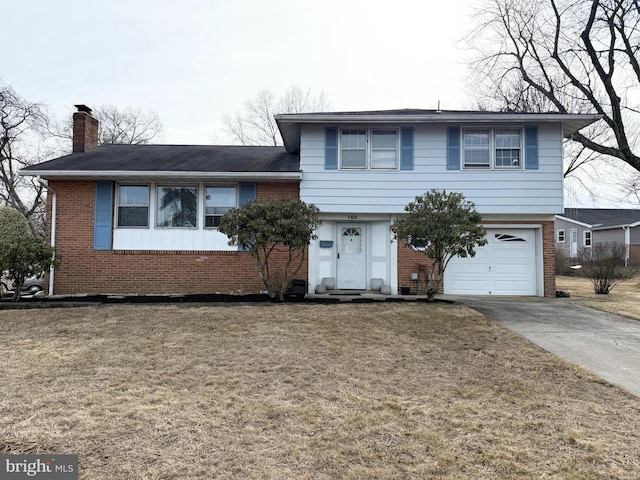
[47,180,303,295]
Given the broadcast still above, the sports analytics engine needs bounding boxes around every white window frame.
[116,184,150,228]
[204,185,237,229]
[583,230,592,247]
[462,126,524,170]
[557,229,565,243]
[156,185,199,229]
[339,127,399,170]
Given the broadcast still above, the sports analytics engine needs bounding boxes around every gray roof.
[21,144,300,181]
[275,109,602,153]
[559,208,640,228]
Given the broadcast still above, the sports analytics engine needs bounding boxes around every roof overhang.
[20,170,302,182]
[554,214,594,228]
[276,112,603,153]
[592,221,640,230]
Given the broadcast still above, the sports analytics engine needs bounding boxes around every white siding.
[307,218,394,293]
[299,123,563,215]
[114,228,233,251]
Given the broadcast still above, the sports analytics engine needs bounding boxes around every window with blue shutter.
[239,183,257,206]
[524,125,539,170]
[447,126,461,170]
[400,128,414,170]
[94,182,114,250]
[325,127,338,170]
[237,183,257,251]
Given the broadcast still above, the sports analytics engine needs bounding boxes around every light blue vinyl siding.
[299,123,563,215]
[94,182,114,250]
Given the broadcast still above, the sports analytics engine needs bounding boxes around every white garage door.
[444,229,537,296]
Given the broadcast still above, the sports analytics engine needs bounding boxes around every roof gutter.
[554,215,594,228]
[275,112,602,124]
[20,170,302,180]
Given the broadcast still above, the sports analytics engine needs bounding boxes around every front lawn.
[556,274,640,320]
[1,303,639,479]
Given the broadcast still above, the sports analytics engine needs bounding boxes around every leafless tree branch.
[223,86,331,146]
[467,0,640,177]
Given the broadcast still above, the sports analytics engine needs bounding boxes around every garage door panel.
[494,248,533,260]
[492,264,531,274]
[447,262,486,274]
[446,279,489,295]
[493,280,534,294]
[444,228,538,296]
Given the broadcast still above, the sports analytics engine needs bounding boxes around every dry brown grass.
[2,303,640,479]
[557,275,640,320]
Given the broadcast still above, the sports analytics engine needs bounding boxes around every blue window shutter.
[237,183,256,251]
[94,182,113,250]
[239,183,256,206]
[325,127,338,170]
[446,126,461,170]
[400,128,414,170]
[525,125,539,170]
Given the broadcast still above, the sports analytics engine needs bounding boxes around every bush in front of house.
[390,190,487,301]
[218,198,320,302]
[577,242,634,294]
[0,207,58,301]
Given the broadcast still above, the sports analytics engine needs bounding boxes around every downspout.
[49,190,57,296]
[38,177,56,296]
[624,226,630,267]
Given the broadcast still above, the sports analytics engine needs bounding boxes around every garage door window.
[495,233,526,242]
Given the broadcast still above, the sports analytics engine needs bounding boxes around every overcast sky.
[4,0,474,144]
[3,0,636,208]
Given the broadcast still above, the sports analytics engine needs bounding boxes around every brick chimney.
[72,104,99,153]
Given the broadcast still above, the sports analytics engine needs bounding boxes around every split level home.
[555,208,640,266]
[21,106,600,297]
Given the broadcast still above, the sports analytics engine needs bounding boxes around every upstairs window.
[205,186,236,228]
[495,129,521,167]
[117,185,149,227]
[156,186,198,228]
[463,127,522,169]
[341,130,367,168]
[340,128,398,169]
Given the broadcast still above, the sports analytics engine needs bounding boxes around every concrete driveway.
[452,297,640,398]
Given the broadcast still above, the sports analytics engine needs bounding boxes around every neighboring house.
[21,106,599,297]
[555,208,640,265]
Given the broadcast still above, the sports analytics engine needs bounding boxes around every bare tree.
[467,0,640,172]
[94,105,162,145]
[223,86,330,146]
[0,82,52,237]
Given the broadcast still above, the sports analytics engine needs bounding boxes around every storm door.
[336,224,367,289]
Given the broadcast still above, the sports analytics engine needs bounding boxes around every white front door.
[337,223,367,289]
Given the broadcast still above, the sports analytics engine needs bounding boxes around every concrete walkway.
[451,297,640,398]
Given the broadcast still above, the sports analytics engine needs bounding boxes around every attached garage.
[444,228,540,296]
